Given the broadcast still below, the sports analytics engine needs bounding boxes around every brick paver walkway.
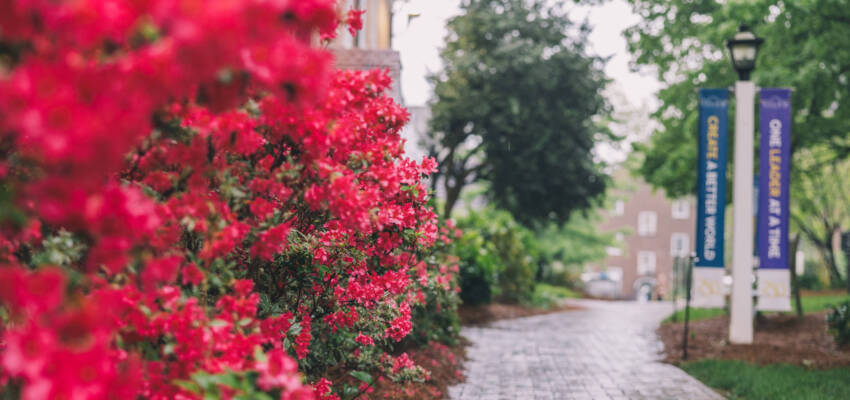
[449,299,724,400]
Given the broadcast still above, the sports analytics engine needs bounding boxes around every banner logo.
[700,95,729,108]
[760,95,791,109]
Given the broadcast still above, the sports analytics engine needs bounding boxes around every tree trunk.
[442,175,464,219]
[825,243,843,289]
[842,231,850,294]
[846,251,850,294]
[789,233,803,318]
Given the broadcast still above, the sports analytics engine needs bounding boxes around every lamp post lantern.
[727,24,763,345]
[727,25,764,81]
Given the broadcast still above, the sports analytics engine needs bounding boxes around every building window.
[670,233,689,257]
[672,199,690,219]
[611,200,625,216]
[637,251,656,275]
[637,211,657,236]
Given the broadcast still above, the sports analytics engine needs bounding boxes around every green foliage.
[30,230,86,268]
[683,360,850,400]
[428,0,610,223]
[452,228,499,305]
[455,207,539,304]
[175,369,275,400]
[452,202,610,305]
[795,264,827,291]
[490,226,537,304]
[529,283,580,309]
[790,146,850,288]
[827,301,850,345]
[534,211,614,285]
[624,0,850,198]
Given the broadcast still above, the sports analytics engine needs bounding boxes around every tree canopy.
[426,0,610,224]
[624,0,850,198]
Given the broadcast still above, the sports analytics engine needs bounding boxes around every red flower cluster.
[0,1,458,399]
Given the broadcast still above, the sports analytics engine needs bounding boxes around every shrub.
[532,212,612,287]
[827,301,850,345]
[454,229,498,305]
[455,207,538,305]
[0,2,458,399]
[489,225,537,303]
[796,259,827,291]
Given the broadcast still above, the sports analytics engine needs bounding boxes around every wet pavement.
[449,299,724,400]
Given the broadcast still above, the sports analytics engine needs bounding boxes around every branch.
[793,213,829,248]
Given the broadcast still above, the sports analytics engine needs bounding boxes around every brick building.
[593,173,696,300]
[330,0,402,101]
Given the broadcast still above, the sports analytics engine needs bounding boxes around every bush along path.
[450,300,723,400]
[0,2,460,399]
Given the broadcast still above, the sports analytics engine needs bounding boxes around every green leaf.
[287,321,302,336]
[349,370,373,385]
[173,379,202,394]
[253,346,268,363]
[215,372,241,389]
[209,319,229,328]
[191,372,216,390]
[342,384,359,398]
[138,304,152,317]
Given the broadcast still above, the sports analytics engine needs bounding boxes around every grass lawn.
[662,292,850,324]
[663,307,725,323]
[798,293,850,313]
[682,360,850,400]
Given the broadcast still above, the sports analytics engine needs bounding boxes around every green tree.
[427,0,610,224]
[623,0,850,197]
[791,145,850,290]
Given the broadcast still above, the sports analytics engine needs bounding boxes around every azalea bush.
[0,1,458,399]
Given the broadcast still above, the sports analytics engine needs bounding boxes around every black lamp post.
[726,24,764,81]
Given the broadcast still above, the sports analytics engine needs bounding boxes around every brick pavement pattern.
[449,300,724,400]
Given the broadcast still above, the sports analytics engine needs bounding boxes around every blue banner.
[758,88,791,269]
[695,88,729,267]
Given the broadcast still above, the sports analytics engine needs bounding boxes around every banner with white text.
[693,88,728,307]
[757,88,792,311]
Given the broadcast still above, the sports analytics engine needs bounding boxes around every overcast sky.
[391,0,661,163]
[392,0,660,107]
